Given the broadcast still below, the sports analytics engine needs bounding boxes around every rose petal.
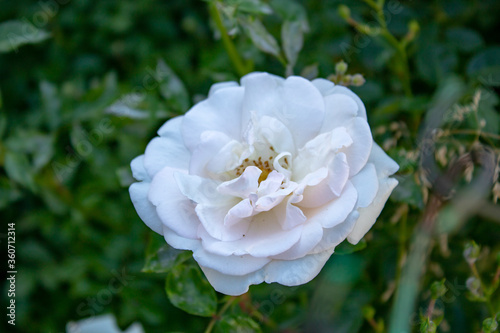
[196,204,250,241]
[311,78,335,96]
[271,221,323,260]
[320,93,359,133]
[129,182,164,234]
[304,181,358,228]
[199,266,265,296]
[182,86,245,151]
[311,211,360,253]
[340,117,373,176]
[350,163,379,208]
[189,131,233,177]
[208,81,238,96]
[130,155,149,181]
[217,166,261,198]
[193,250,270,276]
[144,118,190,178]
[199,214,303,257]
[163,225,200,251]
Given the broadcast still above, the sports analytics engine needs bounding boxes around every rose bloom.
[130,72,398,296]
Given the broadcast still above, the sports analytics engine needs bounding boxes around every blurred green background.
[1,0,500,332]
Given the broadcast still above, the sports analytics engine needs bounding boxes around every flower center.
[234,146,281,183]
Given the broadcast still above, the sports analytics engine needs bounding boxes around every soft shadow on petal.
[129,182,164,234]
[340,117,373,177]
[208,81,239,96]
[182,86,245,151]
[303,181,358,229]
[199,214,303,257]
[311,78,335,96]
[263,249,334,286]
[144,127,190,178]
[199,266,265,296]
[130,155,149,181]
[328,85,367,119]
[311,211,360,253]
[193,250,270,276]
[146,167,200,239]
[271,221,323,260]
[196,204,250,241]
[347,177,398,244]
[350,163,379,208]
[189,130,232,177]
[163,225,201,251]
[320,93,359,133]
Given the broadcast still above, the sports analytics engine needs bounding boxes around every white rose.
[130,72,398,296]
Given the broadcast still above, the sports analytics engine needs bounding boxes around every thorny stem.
[209,1,250,77]
[204,296,238,333]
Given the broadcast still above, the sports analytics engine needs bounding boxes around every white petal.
[182,86,244,151]
[271,221,323,260]
[311,211,360,253]
[199,214,303,257]
[321,93,359,133]
[347,177,398,244]
[281,76,325,147]
[256,170,285,197]
[311,78,335,96]
[208,81,238,96]
[298,153,349,208]
[200,265,265,296]
[217,166,261,198]
[129,182,163,234]
[273,197,307,230]
[173,172,230,206]
[189,131,232,177]
[370,142,400,177]
[196,204,250,241]
[254,116,296,154]
[163,225,201,251]
[143,135,190,179]
[328,85,367,119]
[193,250,270,276]
[130,155,149,181]
[157,115,183,137]
[340,117,373,176]
[146,167,200,239]
[350,163,379,208]
[263,249,334,286]
[293,127,353,181]
[241,74,325,148]
[224,199,255,227]
[304,181,358,228]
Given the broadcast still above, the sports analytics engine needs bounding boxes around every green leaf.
[40,81,62,130]
[215,314,262,333]
[142,233,191,273]
[0,20,51,53]
[391,174,424,209]
[239,16,281,58]
[467,47,500,86]
[157,59,190,113]
[334,239,367,255]
[415,43,458,85]
[445,27,484,53]
[4,150,37,192]
[231,0,273,15]
[165,264,217,317]
[281,20,304,69]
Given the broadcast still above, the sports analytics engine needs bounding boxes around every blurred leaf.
[230,0,273,15]
[475,88,500,135]
[239,16,281,58]
[143,234,191,273]
[391,174,424,209]
[335,239,367,255]
[270,0,308,22]
[0,112,6,138]
[4,150,36,191]
[0,20,50,53]
[40,81,62,130]
[281,20,305,69]
[215,314,262,333]
[445,27,484,53]
[300,63,319,80]
[165,264,217,317]
[0,177,22,209]
[5,130,55,171]
[416,43,458,85]
[157,60,190,113]
[106,94,170,119]
[467,47,500,86]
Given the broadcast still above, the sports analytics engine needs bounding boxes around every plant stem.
[208,1,249,77]
[204,296,237,333]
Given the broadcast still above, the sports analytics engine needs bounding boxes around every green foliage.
[1,0,500,332]
[165,264,217,317]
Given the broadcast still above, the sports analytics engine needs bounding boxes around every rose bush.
[130,72,399,296]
